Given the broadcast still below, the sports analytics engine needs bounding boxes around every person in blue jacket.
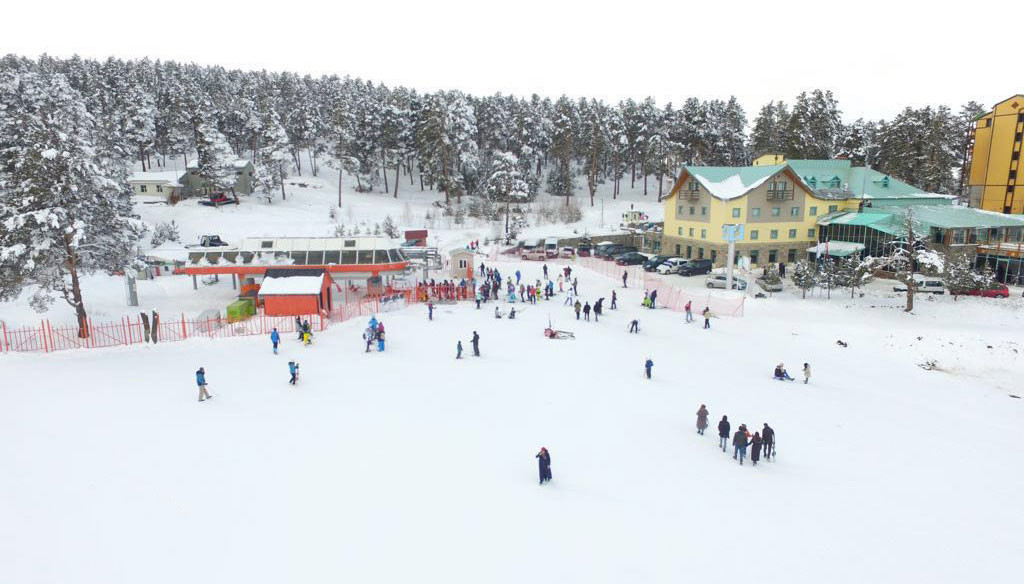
[428,302,434,321]
[515,269,521,285]
[645,358,654,379]
[196,367,211,402]
[270,328,280,354]
[288,361,299,385]
[368,315,378,332]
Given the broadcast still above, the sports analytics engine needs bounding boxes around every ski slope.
[1,262,1021,583]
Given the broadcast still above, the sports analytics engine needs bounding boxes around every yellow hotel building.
[660,159,945,268]
[967,95,1024,214]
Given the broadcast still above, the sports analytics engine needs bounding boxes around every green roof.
[787,159,927,199]
[891,206,1024,229]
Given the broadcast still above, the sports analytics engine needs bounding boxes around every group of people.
[642,289,658,309]
[696,405,776,466]
[293,317,313,346]
[416,279,469,302]
[456,331,481,359]
[773,362,810,384]
[363,316,386,352]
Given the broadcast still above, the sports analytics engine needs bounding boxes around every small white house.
[128,170,186,201]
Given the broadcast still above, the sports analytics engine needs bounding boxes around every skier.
[368,315,378,333]
[773,363,794,381]
[574,300,582,320]
[195,367,211,402]
[750,432,763,466]
[733,425,749,465]
[475,289,482,309]
[696,404,709,435]
[377,327,385,351]
[428,302,434,321]
[802,362,811,384]
[543,264,548,279]
[471,331,480,357]
[364,327,375,353]
[644,358,654,379]
[702,307,713,329]
[684,301,693,323]
[572,278,578,296]
[650,289,658,309]
[629,319,639,333]
[302,328,312,347]
[536,447,552,485]
[622,270,628,287]
[288,361,299,385]
[582,301,591,321]
[270,328,280,354]
[611,290,617,309]
[593,298,603,322]
[717,415,731,452]
[456,340,463,359]
[515,270,521,285]
[295,316,303,340]
[762,423,775,461]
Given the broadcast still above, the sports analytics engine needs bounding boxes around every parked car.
[544,238,559,258]
[603,245,637,259]
[559,246,576,259]
[893,275,945,294]
[576,243,593,257]
[615,252,647,266]
[642,255,674,272]
[964,284,1010,298]
[592,241,617,257]
[706,275,747,290]
[656,257,688,275]
[521,248,547,261]
[755,276,784,292]
[678,258,714,276]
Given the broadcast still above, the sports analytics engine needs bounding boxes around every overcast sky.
[2,0,1016,121]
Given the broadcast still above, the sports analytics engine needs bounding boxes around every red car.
[966,284,1009,298]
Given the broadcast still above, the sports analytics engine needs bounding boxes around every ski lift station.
[176,237,412,302]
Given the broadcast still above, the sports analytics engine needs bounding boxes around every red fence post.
[181,313,187,340]
[1,321,7,353]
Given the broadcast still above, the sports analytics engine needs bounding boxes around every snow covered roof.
[185,159,251,170]
[128,170,185,186]
[239,237,403,253]
[258,274,326,296]
[680,165,785,201]
[806,241,866,257]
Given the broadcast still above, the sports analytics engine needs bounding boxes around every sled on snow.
[544,327,574,340]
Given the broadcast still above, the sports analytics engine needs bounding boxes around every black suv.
[678,259,713,276]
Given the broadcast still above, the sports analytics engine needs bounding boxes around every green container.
[226,298,255,322]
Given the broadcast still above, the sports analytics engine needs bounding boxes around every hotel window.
[690,206,696,215]
[700,229,707,239]
[809,206,818,216]
[750,250,759,264]
[732,208,741,218]
[828,205,839,213]
[768,250,778,263]
[686,245,692,258]
[689,228,695,237]
[807,228,816,238]
[967,229,977,244]
[790,207,800,217]
[698,248,704,259]
[770,229,779,240]
[702,207,708,216]
[952,229,965,244]
[675,244,681,255]
[771,207,781,217]
[677,206,684,215]
[788,229,797,239]
[688,180,699,192]
[752,208,761,218]
[678,227,683,236]
[750,230,759,240]
[139,185,147,193]
[1008,227,1023,242]
[787,249,797,263]
[829,177,841,188]
[156,185,163,193]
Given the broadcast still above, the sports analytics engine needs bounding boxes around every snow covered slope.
[1,262,1021,583]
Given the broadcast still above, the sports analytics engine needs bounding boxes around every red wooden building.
[258,269,334,316]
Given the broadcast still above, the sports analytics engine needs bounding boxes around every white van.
[544,238,559,258]
[656,257,688,275]
[893,275,945,294]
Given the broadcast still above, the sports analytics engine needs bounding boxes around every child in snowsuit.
[622,271,628,287]
[303,330,312,346]
[685,301,693,323]
[644,358,653,379]
[288,361,299,385]
[696,405,709,435]
[364,327,375,352]
[271,328,280,354]
[650,289,658,309]
[802,363,811,384]
[718,416,730,452]
[295,317,303,340]
[536,447,552,485]
[377,328,385,351]
[196,367,211,402]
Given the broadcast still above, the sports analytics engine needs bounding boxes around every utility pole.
[721,224,745,291]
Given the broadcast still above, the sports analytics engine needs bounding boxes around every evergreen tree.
[785,90,844,159]
[791,260,818,299]
[547,96,576,201]
[485,151,530,234]
[0,70,143,336]
[835,255,875,298]
[750,101,789,156]
[194,121,237,196]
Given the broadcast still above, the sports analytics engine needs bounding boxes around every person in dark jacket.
[428,302,434,321]
[650,289,658,309]
[611,290,618,309]
[536,447,552,485]
[750,432,763,466]
[471,331,480,356]
[774,363,794,381]
[733,426,749,465]
[718,416,731,451]
[574,300,582,320]
[762,423,775,461]
[622,270,628,287]
[629,319,639,333]
[696,404,709,435]
[456,340,463,359]
[644,358,653,379]
[583,302,591,321]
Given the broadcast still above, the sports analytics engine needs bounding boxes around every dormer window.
[881,176,890,188]
[688,180,699,193]
[806,177,817,188]
[829,177,841,188]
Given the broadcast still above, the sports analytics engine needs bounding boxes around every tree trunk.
[65,251,89,339]
[338,162,343,207]
[140,145,147,171]
[631,162,636,188]
[393,163,400,198]
[905,283,914,312]
[309,149,317,177]
[381,150,389,194]
[140,312,151,342]
[643,173,648,196]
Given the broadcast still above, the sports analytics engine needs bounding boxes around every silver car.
[755,276,784,292]
[705,275,747,290]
